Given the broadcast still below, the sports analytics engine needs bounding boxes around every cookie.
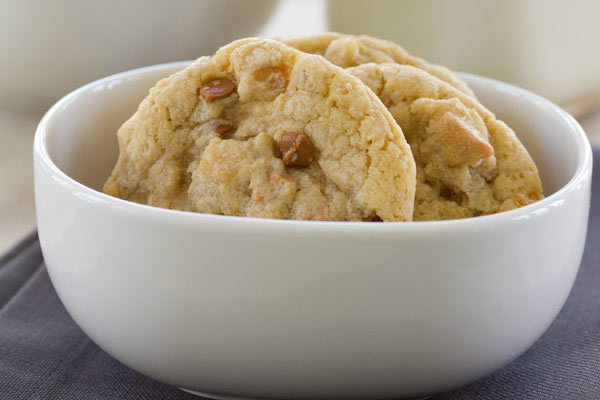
[103,39,416,222]
[345,63,543,220]
[282,33,475,97]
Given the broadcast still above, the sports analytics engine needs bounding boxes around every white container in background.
[0,0,277,112]
[328,0,600,105]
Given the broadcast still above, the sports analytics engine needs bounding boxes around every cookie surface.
[346,63,543,220]
[103,39,416,222]
[283,33,475,97]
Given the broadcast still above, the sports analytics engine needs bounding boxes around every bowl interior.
[43,64,186,192]
[41,64,584,199]
[466,73,582,195]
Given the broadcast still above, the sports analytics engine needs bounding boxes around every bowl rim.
[34,61,593,233]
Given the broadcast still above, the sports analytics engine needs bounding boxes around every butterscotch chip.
[269,170,291,184]
[103,38,416,221]
[215,124,233,135]
[199,78,236,102]
[253,66,282,82]
[345,63,543,220]
[514,194,535,207]
[279,132,315,167]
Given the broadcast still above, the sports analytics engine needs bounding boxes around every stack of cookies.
[103,34,543,222]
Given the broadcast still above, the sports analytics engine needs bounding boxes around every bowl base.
[179,388,431,400]
[179,388,261,400]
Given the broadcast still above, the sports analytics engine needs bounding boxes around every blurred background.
[1,0,599,252]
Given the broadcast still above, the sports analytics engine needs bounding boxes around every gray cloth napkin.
[0,150,598,400]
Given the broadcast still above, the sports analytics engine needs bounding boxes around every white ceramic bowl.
[34,62,592,400]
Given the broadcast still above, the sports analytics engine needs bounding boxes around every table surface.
[1,0,599,254]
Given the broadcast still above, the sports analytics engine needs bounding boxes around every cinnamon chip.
[199,79,236,102]
[278,132,315,167]
[215,124,233,135]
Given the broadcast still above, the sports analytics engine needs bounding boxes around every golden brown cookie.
[103,39,416,221]
[346,63,543,220]
[282,33,475,97]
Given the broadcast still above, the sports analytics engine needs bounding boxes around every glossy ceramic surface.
[34,63,592,399]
